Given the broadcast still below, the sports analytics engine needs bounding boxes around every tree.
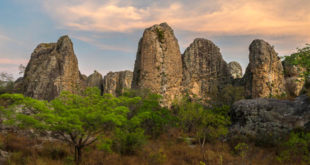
[0,88,133,164]
[0,72,14,94]
[112,90,174,155]
[175,99,231,164]
[284,44,310,78]
[284,44,310,96]
[215,84,245,106]
[18,64,26,75]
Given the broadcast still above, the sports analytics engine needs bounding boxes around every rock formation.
[283,61,305,97]
[182,38,230,100]
[230,95,310,139]
[228,61,242,79]
[87,70,103,91]
[22,35,85,100]
[103,71,133,96]
[243,39,286,98]
[132,23,183,106]
[13,77,23,93]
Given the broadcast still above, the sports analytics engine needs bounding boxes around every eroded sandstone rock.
[228,61,243,79]
[230,95,310,139]
[103,70,133,96]
[87,70,103,91]
[182,38,230,100]
[243,39,286,98]
[22,36,85,100]
[132,23,183,106]
[283,61,305,97]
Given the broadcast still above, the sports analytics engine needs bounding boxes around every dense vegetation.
[0,87,309,165]
[284,44,310,96]
[0,88,231,164]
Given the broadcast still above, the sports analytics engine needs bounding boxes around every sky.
[0,0,309,79]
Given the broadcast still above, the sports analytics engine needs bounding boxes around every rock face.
[228,61,242,79]
[243,39,286,98]
[13,77,23,93]
[103,71,133,96]
[87,70,103,91]
[283,61,305,97]
[22,36,85,100]
[132,23,183,106]
[182,38,230,100]
[230,95,310,139]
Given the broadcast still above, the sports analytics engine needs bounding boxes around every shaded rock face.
[228,61,242,79]
[13,77,23,93]
[243,39,286,99]
[230,95,310,139]
[283,61,305,97]
[182,38,230,100]
[132,23,183,107]
[103,71,133,96]
[22,36,85,100]
[87,71,103,91]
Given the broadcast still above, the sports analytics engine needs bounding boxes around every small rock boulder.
[228,61,243,79]
[283,61,305,97]
[87,70,103,92]
[103,71,133,96]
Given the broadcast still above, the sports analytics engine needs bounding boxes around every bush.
[173,98,231,163]
[112,128,146,155]
[277,131,310,164]
[211,84,245,106]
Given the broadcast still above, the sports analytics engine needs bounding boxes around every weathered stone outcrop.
[87,70,103,91]
[230,95,310,139]
[182,38,230,100]
[13,77,23,93]
[132,23,183,106]
[103,71,133,96]
[22,35,85,100]
[283,61,305,97]
[243,39,286,98]
[228,61,242,79]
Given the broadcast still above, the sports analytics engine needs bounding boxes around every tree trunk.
[74,146,82,165]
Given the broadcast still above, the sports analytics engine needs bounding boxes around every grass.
[0,130,305,165]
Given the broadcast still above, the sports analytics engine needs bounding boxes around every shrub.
[112,128,146,155]
[277,131,310,164]
[174,98,231,163]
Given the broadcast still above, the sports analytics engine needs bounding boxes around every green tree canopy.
[0,88,137,164]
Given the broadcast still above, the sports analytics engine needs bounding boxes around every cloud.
[72,35,134,52]
[39,0,310,39]
[0,34,11,41]
[0,58,28,65]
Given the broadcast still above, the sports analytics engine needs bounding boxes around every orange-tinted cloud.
[41,0,310,39]
[0,58,28,65]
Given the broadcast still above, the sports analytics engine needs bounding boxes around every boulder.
[87,70,103,92]
[132,23,183,107]
[103,70,133,96]
[230,95,310,139]
[22,35,85,100]
[283,61,305,97]
[243,39,286,98]
[182,38,230,100]
[228,61,243,79]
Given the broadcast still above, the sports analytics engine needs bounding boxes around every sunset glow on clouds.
[41,0,310,37]
[0,0,309,78]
